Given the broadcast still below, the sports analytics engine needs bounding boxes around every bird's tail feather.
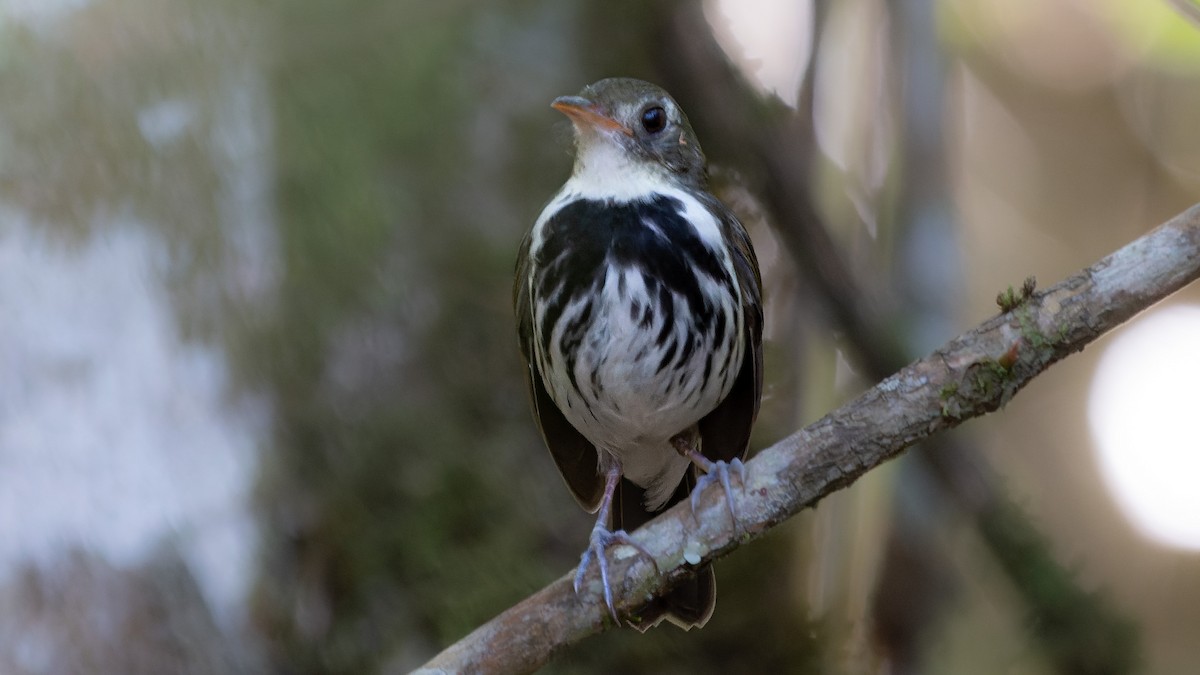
[612,473,716,631]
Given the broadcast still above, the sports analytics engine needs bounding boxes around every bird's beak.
[551,96,632,136]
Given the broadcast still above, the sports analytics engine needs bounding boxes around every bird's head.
[553,78,707,193]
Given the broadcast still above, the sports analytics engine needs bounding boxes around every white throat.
[564,137,672,203]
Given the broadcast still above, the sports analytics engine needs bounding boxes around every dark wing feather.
[697,200,763,464]
[513,229,603,512]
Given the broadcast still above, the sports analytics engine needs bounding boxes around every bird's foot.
[669,434,747,529]
[689,457,746,529]
[573,522,659,622]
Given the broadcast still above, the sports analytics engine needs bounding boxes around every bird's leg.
[671,431,745,529]
[574,458,658,622]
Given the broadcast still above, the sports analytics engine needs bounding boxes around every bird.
[513,77,763,631]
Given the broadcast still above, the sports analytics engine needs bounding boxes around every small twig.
[1167,0,1200,28]
[417,204,1200,675]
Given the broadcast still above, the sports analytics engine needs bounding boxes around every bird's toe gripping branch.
[671,435,746,530]
[573,461,660,623]
[573,522,658,622]
[691,457,746,527]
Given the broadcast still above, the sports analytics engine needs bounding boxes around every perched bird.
[513,78,763,630]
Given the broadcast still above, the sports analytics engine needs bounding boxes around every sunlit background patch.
[1088,304,1200,552]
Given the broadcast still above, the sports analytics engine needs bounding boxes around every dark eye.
[640,106,667,134]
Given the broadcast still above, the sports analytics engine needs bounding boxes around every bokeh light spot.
[1088,304,1200,551]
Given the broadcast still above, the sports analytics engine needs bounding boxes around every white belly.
[540,263,742,508]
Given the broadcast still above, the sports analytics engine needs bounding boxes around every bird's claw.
[690,457,746,529]
[573,524,658,622]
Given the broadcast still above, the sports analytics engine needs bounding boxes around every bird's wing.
[513,229,603,512]
[697,201,764,464]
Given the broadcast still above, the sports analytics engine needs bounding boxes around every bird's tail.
[612,472,716,631]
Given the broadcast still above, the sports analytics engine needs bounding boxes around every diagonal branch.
[418,205,1200,674]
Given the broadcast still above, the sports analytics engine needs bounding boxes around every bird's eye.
[640,106,667,134]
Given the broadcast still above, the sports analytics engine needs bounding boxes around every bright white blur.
[0,213,263,620]
[706,0,812,107]
[1088,304,1200,551]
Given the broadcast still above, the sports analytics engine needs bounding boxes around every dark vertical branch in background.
[652,2,1139,673]
[872,1,962,672]
[883,3,1139,673]
[658,1,908,379]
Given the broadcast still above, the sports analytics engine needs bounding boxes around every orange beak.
[551,96,632,136]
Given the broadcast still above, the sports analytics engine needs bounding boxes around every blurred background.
[1,0,1199,673]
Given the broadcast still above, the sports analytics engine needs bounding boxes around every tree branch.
[1167,0,1200,28]
[417,205,1200,674]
